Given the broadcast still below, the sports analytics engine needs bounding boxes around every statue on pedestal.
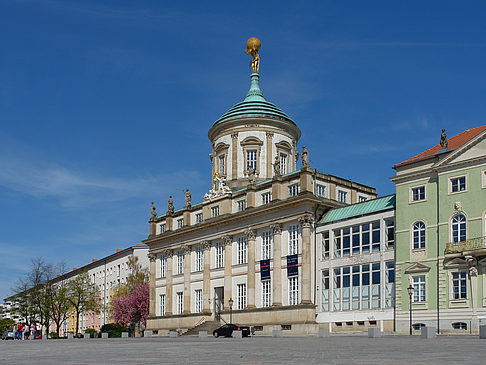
[273,155,281,177]
[150,202,157,219]
[440,129,448,149]
[247,167,257,185]
[167,196,174,215]
[301,146,309,168]
[184,189,191,208]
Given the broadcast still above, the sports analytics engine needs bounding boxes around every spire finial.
[245,37,261,73]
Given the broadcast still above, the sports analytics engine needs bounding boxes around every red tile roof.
[394,125,486,168]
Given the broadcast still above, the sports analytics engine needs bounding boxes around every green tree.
[66,270,100,336]
[0,318,15,334]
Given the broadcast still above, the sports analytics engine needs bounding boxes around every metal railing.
[445,236,486,254]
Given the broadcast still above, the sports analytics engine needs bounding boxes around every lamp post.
[229,298,234,324]
[407,284,414,335]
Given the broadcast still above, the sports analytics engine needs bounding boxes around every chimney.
[136,243,142,247]
[57,274,60,278]
[92,259,97,263]
[116,248,122,253]
[73,267,77,271]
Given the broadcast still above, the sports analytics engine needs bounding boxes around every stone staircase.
[183,320,221,336]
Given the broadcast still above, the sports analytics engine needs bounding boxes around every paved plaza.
[1,335,485,364]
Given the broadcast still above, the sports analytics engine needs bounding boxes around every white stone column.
[183,245,191,314]
[165,250,173,315]
[148,253,156,316]
[223,235,233,308]
[271,223,283,306]
[299,214,314,304]
[202,241,211,313]
[246,228,257,308]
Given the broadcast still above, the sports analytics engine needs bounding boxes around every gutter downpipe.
[435,168,440,334]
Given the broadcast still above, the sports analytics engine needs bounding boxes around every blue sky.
[1,0,486,299]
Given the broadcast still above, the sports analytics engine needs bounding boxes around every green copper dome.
[213,73,296,126]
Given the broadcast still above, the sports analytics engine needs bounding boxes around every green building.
[391,125,486,333]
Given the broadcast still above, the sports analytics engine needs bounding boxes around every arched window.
[452,214,466,243]
[412,221,426,249]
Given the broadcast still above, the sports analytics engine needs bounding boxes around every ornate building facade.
[144,40,376,335]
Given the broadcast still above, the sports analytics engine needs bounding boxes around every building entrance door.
[214,287,224,320]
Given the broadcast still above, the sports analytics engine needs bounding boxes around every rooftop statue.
[204,173,232,201]
[247,167,257,185]
[301,146,309,168]
[245,37,261,73]
[440,129,448,149]
[273,155,281,177]
[184,189,191,208]
[167,196,174,215]
[150,202,157,219]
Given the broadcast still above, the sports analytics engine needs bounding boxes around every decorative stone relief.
[201,240,211,251]
[466,255,478,277]
[298,214,314,228]
[182,244,191,255]
[245,228,256,240]
[148,253,156,262]
[222,235,233,246]
[204,174,232,201]
[271,223,282,235]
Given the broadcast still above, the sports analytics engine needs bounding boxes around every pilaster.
[149,219,156,237]
[165,250,173,315]
[299,167,313,193]
[272,176,284,201]
[202,241,211,313]
[183,245,191,314]
[246,228,257,308]
[247,185,256,208]
[223,235,233,308]
[148,253,156,316]
[299,214,314,304]
[271,223,283,306]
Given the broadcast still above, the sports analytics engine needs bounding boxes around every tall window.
[237,283,247,310]
[160,254,167,278]
[177,292,184,314]
[177,218,184,229]
[288,183,300,197]
[195,289,203,313]
[288,277,299,305]
[385,262,395,308]
[452,214,466,242]
[452,272,467,299]
[322,231,330,259]
[247,150,257,170]
[237,237,248,265]
[385,219,395,249]
[413,276,426,302]
[280,153,287,175]
[262,280,271,307]
[261,192,272,205]
[288,225,299,255]
[195,213,203,224]
[316,184,326,198]
[262,231,272,260]
[195,246,203,272]
[218,155,225,175]
[337,190,348,203]
[176,250,184,275]
[322,270,329,311]
[211,206,220,218]
[412,186,426,201]
[159,223,166,234]
[451,176,466,193]
[237,200,246,212]
[159,294,166,316]
[215,242,224,268]
[412,221,426,249]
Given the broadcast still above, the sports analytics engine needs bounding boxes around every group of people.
[13,322,38,340]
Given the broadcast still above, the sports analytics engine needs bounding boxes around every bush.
[84,328,97,338]
[49,332,59,339]
[100,323,128,338]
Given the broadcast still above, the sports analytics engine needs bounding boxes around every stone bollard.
[272,330,282,338]
[83,333,90,339]
[318,329,330,338]
[102,332,108,339]
[121,332,129,338]
[144,330,152,338]
[368,327,381,338]
[198,331,207,338]
[479,325,486,339]
[421,327,436,339]
[169,331,178,338]
[67,333,74,340]
[232,330,242,338]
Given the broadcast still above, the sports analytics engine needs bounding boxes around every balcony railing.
[445,236,486,254]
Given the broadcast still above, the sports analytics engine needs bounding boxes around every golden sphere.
[246,37,261,51]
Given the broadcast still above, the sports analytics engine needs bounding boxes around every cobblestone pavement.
[1,335,485,364]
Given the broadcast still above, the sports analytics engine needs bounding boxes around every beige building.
[144,60,376,336]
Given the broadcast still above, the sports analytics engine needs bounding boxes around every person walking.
[24,324,30,340]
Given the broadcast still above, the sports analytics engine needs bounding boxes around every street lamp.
[229,298,234,324]
[407,284,414,335]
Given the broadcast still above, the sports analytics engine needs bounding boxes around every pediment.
[214,142,230,152]
[404,262,431,274]
[240,136,263,146]
[443,257,468,268]
[275,140,292,150]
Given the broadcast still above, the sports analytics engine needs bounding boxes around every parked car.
[2,330,15,340]
[213,324,250,338]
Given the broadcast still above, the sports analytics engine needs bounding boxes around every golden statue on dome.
[245,37,261,73]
